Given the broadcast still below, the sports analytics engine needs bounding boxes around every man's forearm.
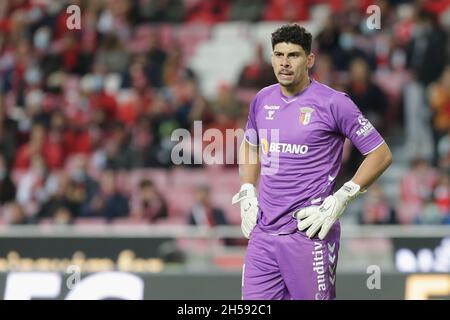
[238,139,260,186]
[351,142,393,191]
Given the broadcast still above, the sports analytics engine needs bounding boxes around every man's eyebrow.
[273,50,302,55]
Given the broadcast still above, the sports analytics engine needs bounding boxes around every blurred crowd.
[0,0,449,226]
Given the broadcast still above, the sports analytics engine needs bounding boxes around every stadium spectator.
[2,201,29,225]
[134,0,185,23]
[331,25,375,72]
[130,179,168,223]
[347,57,388,130]
[188,185,228,227]
[429,65,450,164]
[237,43,277,91]
[86,76,119,128]
[163,43,197,88]
[0,103,17,167]
[96,0,133,42]
[311,54,337,88]
[72,5,97,76]
[15,123,64,170]
[53,206,73,225]
[36,171,72,220]
[418,195,443,224]
[102,122,133,170]
[65,154,100,216]
[15,154,49,218]
[406,10,448,86]
[262,0,311,22]
[96,33,130,74]
[128,117,155,168]
[185,0,229,24]
[434,173,450,216]
[316,17,341,58]
[81,170,129,220]
[144,31,168,88]
[360,183,396,224]
[397,158,439,224]
[403,9,448,160]
[437,128,450,171]
[63,115,93,156]
[0,154,16,205]
[340,58,389,186]
[229,0,265,22]
[210,83,242,124]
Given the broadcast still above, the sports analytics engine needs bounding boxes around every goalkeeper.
[232,24,392,300]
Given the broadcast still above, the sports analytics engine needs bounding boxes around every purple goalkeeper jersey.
[244,79,384,235]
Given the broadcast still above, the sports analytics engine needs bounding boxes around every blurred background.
[0,0,449,300]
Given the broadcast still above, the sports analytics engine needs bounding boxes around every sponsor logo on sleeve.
[356,115,374,137]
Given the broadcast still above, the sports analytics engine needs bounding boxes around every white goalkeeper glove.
[296,181,363,240]
[232,183,258,239]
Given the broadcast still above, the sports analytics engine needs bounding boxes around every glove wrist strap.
[232,183,256,204]
[336,180,362,202]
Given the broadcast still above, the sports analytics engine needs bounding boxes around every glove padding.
[296,181,363,240]
[232,183,258,239]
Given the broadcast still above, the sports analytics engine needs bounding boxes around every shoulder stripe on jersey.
[362,140,385,156]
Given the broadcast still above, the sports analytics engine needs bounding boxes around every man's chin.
[278,80,294,87]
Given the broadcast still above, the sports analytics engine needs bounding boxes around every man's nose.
[280,56,290,67]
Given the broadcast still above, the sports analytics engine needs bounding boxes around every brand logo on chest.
[264,105,279,120]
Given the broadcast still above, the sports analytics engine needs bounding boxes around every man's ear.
[307,53,315,70]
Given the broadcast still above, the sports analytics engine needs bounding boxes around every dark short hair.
[271,24,312,54]
[140,179,154,189]
[196,184,210,194]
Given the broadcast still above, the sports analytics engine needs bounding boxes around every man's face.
[141,186,156,200]
[271,42,314,89]
[195,188,209,205]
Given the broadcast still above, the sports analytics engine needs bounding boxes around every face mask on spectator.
[93,75,104,92]
[25,67,42,85]
[33,27,51,50]
[339,33,354,50]
[72,169,87,182]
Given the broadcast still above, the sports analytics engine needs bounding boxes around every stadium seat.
[73,217,107,225]
[213,254,245,270]
[171,168,209,188]
[110,217,149,225]
[38,218,55,225]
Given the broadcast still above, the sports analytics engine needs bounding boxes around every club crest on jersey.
[299,107,314,125]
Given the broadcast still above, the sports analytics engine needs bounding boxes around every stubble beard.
[278,75,300,90]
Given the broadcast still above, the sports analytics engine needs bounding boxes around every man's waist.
[255,217,298,236]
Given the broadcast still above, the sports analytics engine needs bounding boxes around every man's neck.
[281,76,311,97]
